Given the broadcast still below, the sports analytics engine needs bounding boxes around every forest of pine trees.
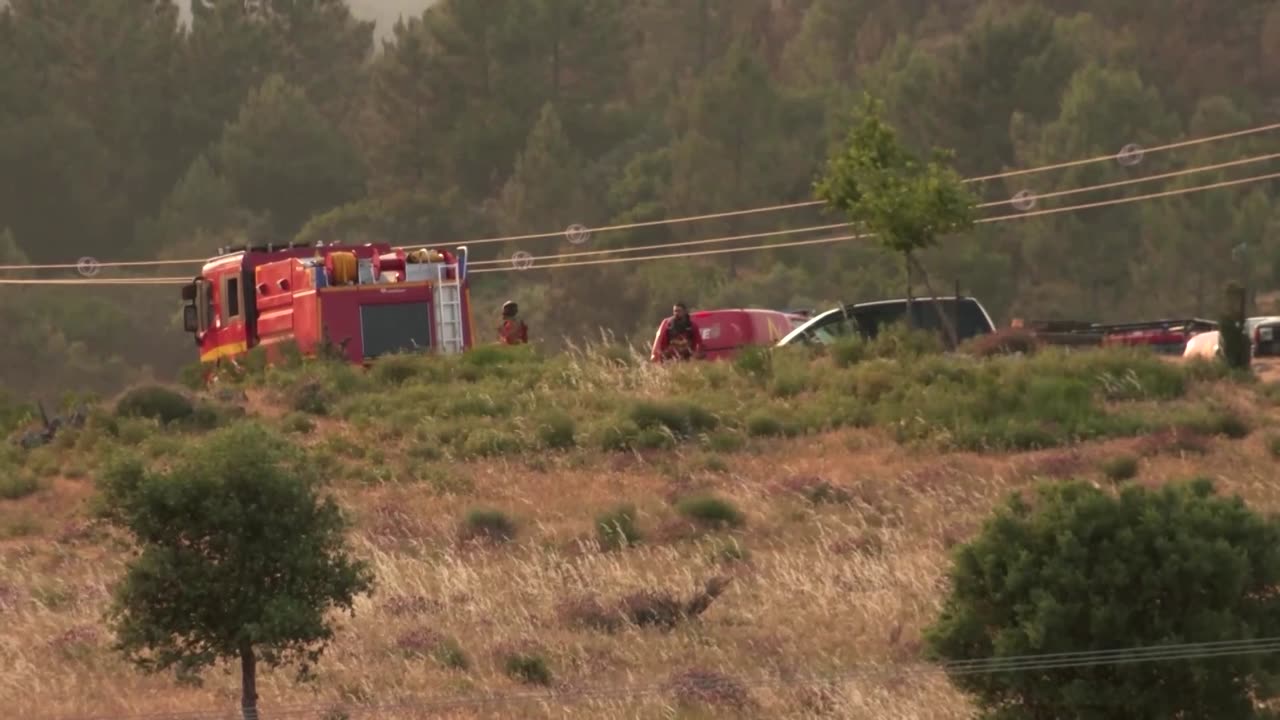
[1,0,1278,399]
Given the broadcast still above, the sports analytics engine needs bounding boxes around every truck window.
[806,312,859,344]
[222,275,241,323]
[196,280,213,332]
[855,300,991,341]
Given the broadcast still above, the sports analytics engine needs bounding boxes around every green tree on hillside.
[1008,62,1179,319]
[214,74,365,236]
[815,95,978,346]
[926,478,1280,719]
[497,103,589,236]
[102,423,374,720]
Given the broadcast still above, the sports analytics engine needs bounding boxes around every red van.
[649,308,808,362]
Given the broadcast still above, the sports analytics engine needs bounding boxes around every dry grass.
[0,347,1273,718]
[5,412,1280,719]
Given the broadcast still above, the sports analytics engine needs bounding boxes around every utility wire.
[404,120,1280,247]
[464,151,1280,267]
[4,168,1276,286]
[468,168,1280,273]
[3,120,1277,274]
[42,637,1280,720]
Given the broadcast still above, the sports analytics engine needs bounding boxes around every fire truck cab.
[180,241,474,365]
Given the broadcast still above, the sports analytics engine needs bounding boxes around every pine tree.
[213,74,365,236]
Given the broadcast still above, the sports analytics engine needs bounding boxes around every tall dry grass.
[2,348,1278,718]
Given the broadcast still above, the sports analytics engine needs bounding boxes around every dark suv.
[776,296,997,347]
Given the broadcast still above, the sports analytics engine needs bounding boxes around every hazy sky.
[177,1,436,37]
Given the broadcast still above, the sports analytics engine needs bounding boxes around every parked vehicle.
[776,296,997,347]
[180,241,474,367]
[1246,316,1280,357]
[649,308,808,362]
[1016,318,1218,355]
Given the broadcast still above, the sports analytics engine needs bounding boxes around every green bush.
[628,400,718,438]
[745,411,787,438]
[1100,454,1139,482]
[867,322,944,360]
[459,508,516,543]
[115,385,194,425]
[282,413,316,434]
[0,471,39,500]
[370,354,423,386]
[289,380,333,416]
[926,478,1280,717]
[595,503,642,550]
[503,653,552,685]
[1175,406,1252,440]
[676,494,744,529]
[536,411,576,450]
[829,335,867,368]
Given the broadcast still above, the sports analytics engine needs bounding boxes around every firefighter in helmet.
[498,300,528,345]
[656,302,703,361]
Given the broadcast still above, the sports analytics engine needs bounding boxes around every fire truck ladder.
[435,263,464,354]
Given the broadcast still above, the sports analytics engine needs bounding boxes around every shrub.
[459,428,524,458]
[744,411,786,438]
[370,354,421,386]
[459,508,516,543]
[1268,435,1280,459]
[676,495,744,529]
[114,385,194,425]
[778,476,852,504]
[628,400,718,438]
[1100,454,1139,482]
[536,411,576,450]
[926,478,1280,717]
[829,335,867,368]
[1175,406,1252,440]
[867,322,944,360]
[595,504,641,550]
[704,430,746,453]
[0,472,39,500]
[503,653,552,685]
[732,346,772,380]
[289,380,332,416]
[282,413,316,434]
[432,637,469,670]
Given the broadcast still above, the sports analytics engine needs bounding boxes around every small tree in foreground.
[925,478,1280,719]
[815,95,978,348]
[101,423,374,720]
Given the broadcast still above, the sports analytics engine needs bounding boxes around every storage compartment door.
[360,301,432,359]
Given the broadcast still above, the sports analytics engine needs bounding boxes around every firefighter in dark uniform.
[657,302,703,361]
[498,300,528,345]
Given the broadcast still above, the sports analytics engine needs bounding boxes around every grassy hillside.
[2,336,1278,718]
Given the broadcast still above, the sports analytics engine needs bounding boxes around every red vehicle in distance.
[649,308,808,362]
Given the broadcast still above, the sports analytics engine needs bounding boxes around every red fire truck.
[180,241,474,365]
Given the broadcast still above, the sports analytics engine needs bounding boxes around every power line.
[41,637,1280,720]
[4,167,1276,286]
[464,151,1280,268]
[965,121,1280,183]
[468,168,1280,273]
[3,120,1277,275]
[425,119,1280,247]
